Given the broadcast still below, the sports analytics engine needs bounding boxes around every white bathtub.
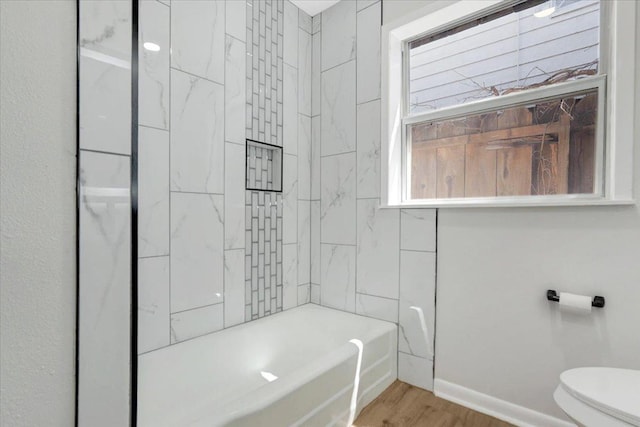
[138,304,397,426]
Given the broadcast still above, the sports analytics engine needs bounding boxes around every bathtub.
[138,304,397,426]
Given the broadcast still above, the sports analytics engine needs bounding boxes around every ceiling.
[290,0,341,17]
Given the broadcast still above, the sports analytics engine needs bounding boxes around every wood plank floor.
[353,381,514,427]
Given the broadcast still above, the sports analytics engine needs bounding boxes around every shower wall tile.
[170,192,224,313]
[224,248,246,328]
[138,126,170,257]
[311,13,321,35]
[283,63,298,155]
[320,153,356,245]
[321,0,356,71]
[356,199,400,299]
[399,250,436,360]
[297,200,311,285]
[311,115,320,200]
[311,32,321,117]
[356,100,381,199]
[400,209,437,252]
[283,153,298,244]
[225,0,246,42]
[321,60,356,156]
[298,284,311,304]
[355,293,398,323]
[225,35,246,145]
[78,150,130,425]
[320,244,356,312]
[298,29,312,116]
[139,0,170,130]
[170,303,224,344]
[356,1,381,104]
[310,200,320,284]
[283,0,298,67]
[170,70,224,194]
[283,243,298,310]
[310,284,321,304]
[171,0,225,84]
[357,0,379,12]
[299,8,312,34]
[398,351,433,391]
[298,114,311,200]
[138,256,170,354]
[225,142,246,249]
[79,1,131,155]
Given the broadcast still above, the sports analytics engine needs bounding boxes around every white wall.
[435,3,640,422]
[0,1,77,426]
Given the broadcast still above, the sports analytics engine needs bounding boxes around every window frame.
[381,0,636,208]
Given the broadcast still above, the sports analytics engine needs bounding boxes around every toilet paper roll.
[559,292,592,313]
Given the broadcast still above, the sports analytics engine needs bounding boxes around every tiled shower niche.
[246,139,283,192]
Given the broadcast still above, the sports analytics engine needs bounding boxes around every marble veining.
[321,0,356,71]
[140,0,169,130]
[357,100,381,199]
[320,153,356,245]
[138,256,170,354]
[320,244,356,312]
[356,2,381,104]
[321,60,356,156]
[282,154,298,244]
[298,29,312,116]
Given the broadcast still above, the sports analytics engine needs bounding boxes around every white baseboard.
[433,379,575,427]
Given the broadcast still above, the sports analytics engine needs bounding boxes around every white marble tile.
[157,0,170,5]
[312,13,321,34]
[140,0,170,130]
[283,243,298,310]
[138,256,170,354]
[78,150,130,426]
[283,154,298,244]
[311,116,320,199]
[298,114,311,199]
[225,142,246,249]
[321,61,356,156]
[283,63,298,155]
[225,0,246,42]
[170,70,224,194]
[321,0,355,71]
[299,8,312,33]
[171,0,225,83]
[297,200,311,285]
[225,35,246,145]
[357,99,381,199]
[224,248,245,328]
[357,0,379,12]
[138,126,170,257]
[311,31,321,117]
[311,283,321,304]
[355,293,398,323]
[356,199,400,299]
[320,153,356,245]
[399,251,436,360]
[401,209,437,252]
[170,303,224,344]
[170,192,224,312]
[298,284,311,305]
[356,1,381,104]
[284,0,299,67]
[320,244,356,312]
[310,200,321,284]
[79,0,131,155]
[398,352,433,391]
[298,29,312,116]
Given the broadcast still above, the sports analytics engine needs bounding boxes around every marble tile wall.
[138,0,312,353]
[314,0,438,392]
[78,0,132,424]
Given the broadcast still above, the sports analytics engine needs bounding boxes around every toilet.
[554,367,640,427]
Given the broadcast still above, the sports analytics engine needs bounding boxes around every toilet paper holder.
[546,290,605,308]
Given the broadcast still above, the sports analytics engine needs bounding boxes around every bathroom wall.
[312,0,438,391]
[0,2,77,426]
[138,0,312,353]
[382,0,640,422]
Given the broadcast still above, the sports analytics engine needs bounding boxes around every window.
[382,0,636,207]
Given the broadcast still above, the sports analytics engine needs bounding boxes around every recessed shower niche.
[246,139,283,192]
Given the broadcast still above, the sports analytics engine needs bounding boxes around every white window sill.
[380,197,636,209]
